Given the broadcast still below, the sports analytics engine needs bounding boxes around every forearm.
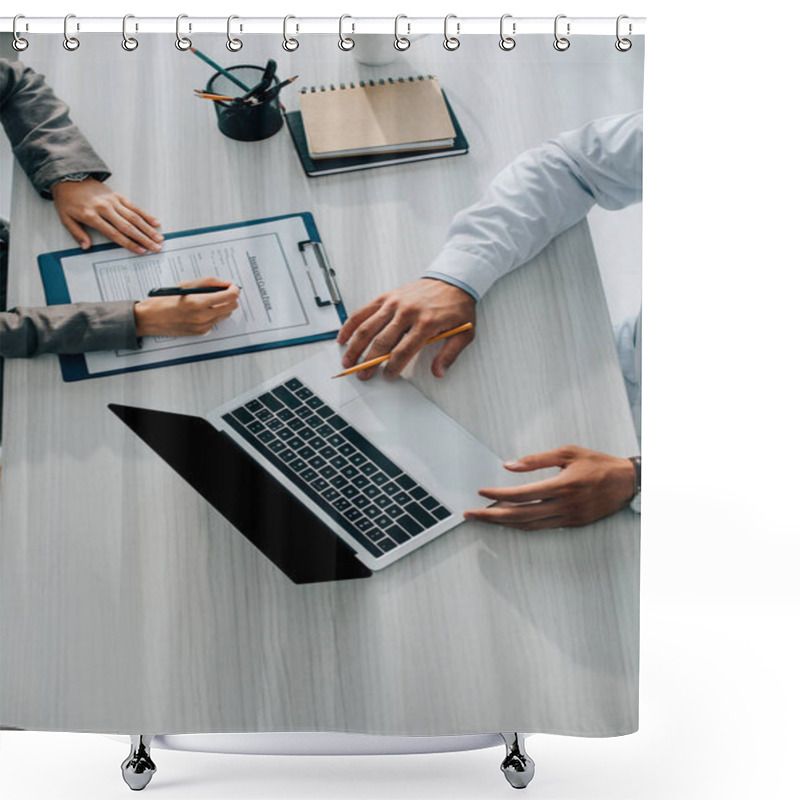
[0,60,110,197]
[0,301,137,357]
[423,111,643,299]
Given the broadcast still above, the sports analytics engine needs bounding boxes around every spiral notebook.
[286,76,469,176]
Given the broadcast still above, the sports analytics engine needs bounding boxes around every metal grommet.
[63,13,80,51]
[615,14,632,52]
[553,14,570,51]
[338,14,355,51]
[12,15,29,51]
[443,14,460,51]
[175,14,192,51]
[394,14,411,51]
[499,13,516,51]
[283,15,299,52]
[122,14,138,51]
[226,15,243,51]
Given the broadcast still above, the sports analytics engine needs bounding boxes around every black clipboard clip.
[298,239,342,308]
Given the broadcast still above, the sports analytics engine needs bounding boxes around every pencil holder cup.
[206,65,283,142]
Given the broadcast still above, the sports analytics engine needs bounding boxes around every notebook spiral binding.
[300,75,435,94]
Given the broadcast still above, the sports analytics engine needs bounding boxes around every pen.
[332,322,475,378]
[189,47,251,93]
[147,285,232,297]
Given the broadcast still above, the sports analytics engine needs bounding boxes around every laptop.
[111,344,508,583]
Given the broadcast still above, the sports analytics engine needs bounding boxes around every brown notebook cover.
[299,76,457,159]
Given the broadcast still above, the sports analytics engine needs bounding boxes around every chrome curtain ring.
[338,14,355,51]
[63,14,80,51]
[122,14,138,51]
[226,15,243,51]
[615,15,632,51]
[499,14,516,51]
[175,14,192,51]
[443,14,460,51]
[283,15,299,52]
[553,14,570,51]
[12,14,29,51]
[394,14,411,51]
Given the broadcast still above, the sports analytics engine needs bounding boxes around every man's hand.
[337,278,477,380]
[133,277,240,337]
[465,446,637,531]
[51,178,163,254]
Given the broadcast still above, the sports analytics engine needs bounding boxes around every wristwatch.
[628,455,641,512]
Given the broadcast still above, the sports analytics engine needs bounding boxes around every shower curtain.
[1,26,643,741]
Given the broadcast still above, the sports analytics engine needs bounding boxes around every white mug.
[352,34,429,67]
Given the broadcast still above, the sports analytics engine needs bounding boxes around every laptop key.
[334,498,351,513]
[307,396,324,410]
[258,430,276,444]
[247,420,265,435]
[298,446,315,460]
[267,439,286,454]
[386,525,411,544]
[352,475,369,489]
[295,406,312,419]
[396,475,417,491]
[327,433,345,448]
[385,504,403,519]
[341,465,359,480]
[344,507,362,522]
[405,502,437,529]
[296,387,313,401]
[307,415,323,428]
[377,538,397,553]
[331,455,348,470]
[277,428,293,441]
[383,482,400,497]
[288,436,304,450]
[320,446,337,460]
[374,495,391,509]
[266,418,283,431]
[245,399,263,413]
[361,462,378,477]
[339,443,356,457]
[372,472,389,486]
[375,514,392,529]
[328,415,349,431]
[287,418,305,431]
[349,453,367,467]
[255,408,274,421]
[366,528,385,543]
[273,385,301,409]
[322,488,340,502]
[341,485,359,499]
[259,393,283,412]
[398,514,424,536]
[285,378,304,392]
[317,424,335,438]
[363,504,381,519]
[231,406,255,425]
[355,517,373,532]
[352,495,369,509]
[331,475,348,489]
[432,506,451,521]
[411,486,428,501]
[311,477,328,492]
[393,491,412,506]
[277,409,293,422]
[297,427,315,441]
[363,484,381,499]
[320,465,337,480]
[309,456,327,470]
[316,404,334,418]
[302,468,318,483]
[421,495,439,510]
[309,436,326,450]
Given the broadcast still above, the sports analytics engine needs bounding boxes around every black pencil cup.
[206,65,283,142]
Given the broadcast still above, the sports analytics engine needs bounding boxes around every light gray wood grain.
[1,34,641,735]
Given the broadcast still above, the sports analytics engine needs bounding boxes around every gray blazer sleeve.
[0,301,139,357]
[0,57,111,197]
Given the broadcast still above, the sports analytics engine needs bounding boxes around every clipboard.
[37,212,346,382]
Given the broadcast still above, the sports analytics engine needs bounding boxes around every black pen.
[147,285,232,297]
[258,75,299,105]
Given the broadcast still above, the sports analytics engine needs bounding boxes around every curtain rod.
[0,16,646,36]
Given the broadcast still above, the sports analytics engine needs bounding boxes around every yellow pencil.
[332,322,474,378]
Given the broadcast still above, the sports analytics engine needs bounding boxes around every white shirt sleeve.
[422,110,643,299]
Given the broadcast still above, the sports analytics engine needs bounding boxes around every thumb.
[503,448,573,472]
[430,329,475,378]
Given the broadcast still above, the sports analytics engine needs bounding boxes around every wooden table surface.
[1,33,641,736]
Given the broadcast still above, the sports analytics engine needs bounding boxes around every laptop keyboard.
[222,378,451,558]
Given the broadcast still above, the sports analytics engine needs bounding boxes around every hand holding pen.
[134,277,240,337]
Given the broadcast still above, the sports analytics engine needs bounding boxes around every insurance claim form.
[58,215,342,376]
